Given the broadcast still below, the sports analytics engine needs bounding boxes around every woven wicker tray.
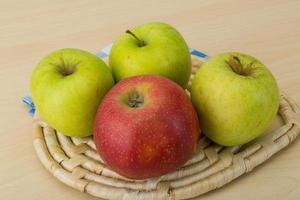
[32,57,300,200]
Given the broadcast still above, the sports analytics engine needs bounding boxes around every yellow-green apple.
[191,52,279,146]
[109,22,191,88]
[30,48,114,137]
[94,75,200,179]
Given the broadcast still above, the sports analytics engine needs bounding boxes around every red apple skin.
[93,75,200,179]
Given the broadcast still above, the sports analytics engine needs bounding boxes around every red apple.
[93,75,200,179]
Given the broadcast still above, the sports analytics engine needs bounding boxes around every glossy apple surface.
[109,22,191,88]
[191,52,279,146]
[94,75,200,179]
[30,48,114,137]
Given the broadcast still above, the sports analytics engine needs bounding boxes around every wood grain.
[0,0,299,199]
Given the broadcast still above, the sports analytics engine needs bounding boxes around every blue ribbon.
[22,96,35,115]
[189,48,209,59]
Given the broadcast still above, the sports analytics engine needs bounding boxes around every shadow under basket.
[31,58,300,200]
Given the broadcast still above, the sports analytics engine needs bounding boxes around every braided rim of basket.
[32,58,300,200]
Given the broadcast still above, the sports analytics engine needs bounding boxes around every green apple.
[30,48,114,137]
[191,52,280,146]
[109,22,191,88]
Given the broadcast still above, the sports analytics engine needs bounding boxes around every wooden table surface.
[1,0,300,199]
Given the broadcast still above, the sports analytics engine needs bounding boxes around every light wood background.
[0,0,299,199]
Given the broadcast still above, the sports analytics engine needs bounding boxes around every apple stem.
[230,56,243,74]
[126,30,145,47]
[226,56,255,76]
[128,91,144,108]
[52,57,77,77]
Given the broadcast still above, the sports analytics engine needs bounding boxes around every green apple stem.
[126,30,145,47]
[53,57,77,77]
[227,56,254,76]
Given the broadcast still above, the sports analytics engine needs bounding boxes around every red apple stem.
[128,91,144,108]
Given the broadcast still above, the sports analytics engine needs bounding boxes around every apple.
[94,75,200,179]
[30,48,114,137]
[191,52,280,146]
[109,22,191,88]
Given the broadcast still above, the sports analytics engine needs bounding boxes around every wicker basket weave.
[32,57,300,200]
